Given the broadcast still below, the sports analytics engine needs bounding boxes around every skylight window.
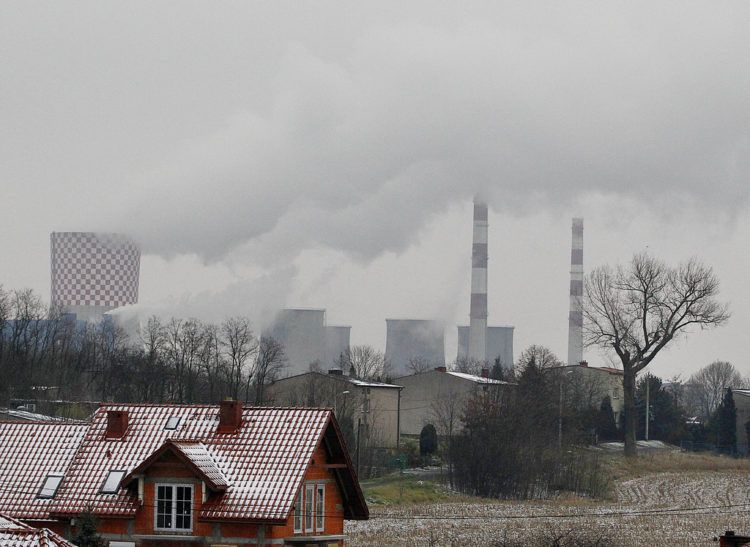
[164,416,181,430]
[38,474,63,498]
[101,470,126,494]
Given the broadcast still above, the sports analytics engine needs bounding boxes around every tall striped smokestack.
[468,200,488,363]
[567,218,584,366]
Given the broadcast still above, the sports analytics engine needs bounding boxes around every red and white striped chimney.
[468,200,488,363]
[567,218,584,366]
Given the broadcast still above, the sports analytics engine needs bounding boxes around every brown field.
[346,452,750,546]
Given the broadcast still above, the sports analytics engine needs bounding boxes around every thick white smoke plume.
[114,7,749,264]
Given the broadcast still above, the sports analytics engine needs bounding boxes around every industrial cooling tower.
[385,319,445,377]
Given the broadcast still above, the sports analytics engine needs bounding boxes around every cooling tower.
[264,309,327,376]
[468,201,488,362]
[385,319,445,377]
[50,232,140,320]
[457,325,514,370]
[567,218,584,366]
[325,325,351,367]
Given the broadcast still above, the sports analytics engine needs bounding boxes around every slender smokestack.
[468,200,488,363]
[567,218,584,366]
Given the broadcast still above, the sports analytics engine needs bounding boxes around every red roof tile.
[0,513,76,546]
[0,422,87,520]
[50,405,356,522]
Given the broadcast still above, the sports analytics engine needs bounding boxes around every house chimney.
[580,360,588,367]
[481,368,490,378]
[105,410,128,439]
[435,366,447,373]
[218,400,243,433]
[328,368,343,376]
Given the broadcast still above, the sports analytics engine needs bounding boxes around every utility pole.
[645,376,650,441]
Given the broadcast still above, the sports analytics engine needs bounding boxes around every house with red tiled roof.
[0,512,76,546]
[0,401,368,546]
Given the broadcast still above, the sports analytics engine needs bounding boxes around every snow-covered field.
[346,471,750,546]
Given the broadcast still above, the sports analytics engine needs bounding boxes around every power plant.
[50,232,140,321]
[385,319,446,377]
[567,218,584,366]
[264,309,352,376]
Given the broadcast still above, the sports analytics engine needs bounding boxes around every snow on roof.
[733,389,750,397]
[347,378,402,388]
[47,404,364,522]
[0,513,76,546]
[0,422,87,520]
[0,409,84,423]
[445,371,510,385]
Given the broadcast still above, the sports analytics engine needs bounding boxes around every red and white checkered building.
[50,232,140,319]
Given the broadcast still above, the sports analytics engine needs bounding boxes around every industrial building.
[264,309,352,376]
[385,319,445,377]
[50,232,140,321]
[397,367,513,437]
[456,325,514,369]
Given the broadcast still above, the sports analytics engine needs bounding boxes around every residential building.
[0,513,75,547]
[266,370,403,449]
[0,401,367,546]
[555,362,624,422]
[396,367,513,437]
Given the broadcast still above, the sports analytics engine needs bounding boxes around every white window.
[38,474,63,498]
[101,470,126,494]
[164,416,181,430]
[293,488,303,533]
[304,483,314,532]
[315,484,325,531]
[155,484,193,531]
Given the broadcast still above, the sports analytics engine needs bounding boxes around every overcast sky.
[2,2,748,379]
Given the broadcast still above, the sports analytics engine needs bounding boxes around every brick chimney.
[435,366,447,373]
[580,360,589,367]
[105,410,128,439]
[218,400,243,433]
[481,368,490,378]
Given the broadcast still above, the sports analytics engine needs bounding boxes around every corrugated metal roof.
[50,405,333,522]
[0,422,87,520]
[0,513,76,546]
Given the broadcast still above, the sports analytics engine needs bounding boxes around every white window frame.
[154,483,193,532]
[304,483,314,532]
[293,488,303,533]
[315,483,325,532]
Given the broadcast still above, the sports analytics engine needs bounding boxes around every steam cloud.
[115,9,750,265]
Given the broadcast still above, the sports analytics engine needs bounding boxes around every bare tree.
[342,345,388,380]
[687,360,746,420]
[516,345,563,373]
[221,316,258,400]
[431,389,463,486]
[407,356,432,374]
[454,357,484,376]
[582,253,729,457]
[251,336,287,404]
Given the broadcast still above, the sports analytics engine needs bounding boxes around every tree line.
[0,286,287,407]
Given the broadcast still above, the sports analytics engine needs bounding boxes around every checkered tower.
[50,232,140,319]
[567,218,584,366]
[468,200,488,363]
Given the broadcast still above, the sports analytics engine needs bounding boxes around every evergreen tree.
[597,396,619,442]
[73,509,105,547]
[712,388,737,455]
[419,424,438,458]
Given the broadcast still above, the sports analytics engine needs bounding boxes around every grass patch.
[361,473,477,506]
[604,449,750,481]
